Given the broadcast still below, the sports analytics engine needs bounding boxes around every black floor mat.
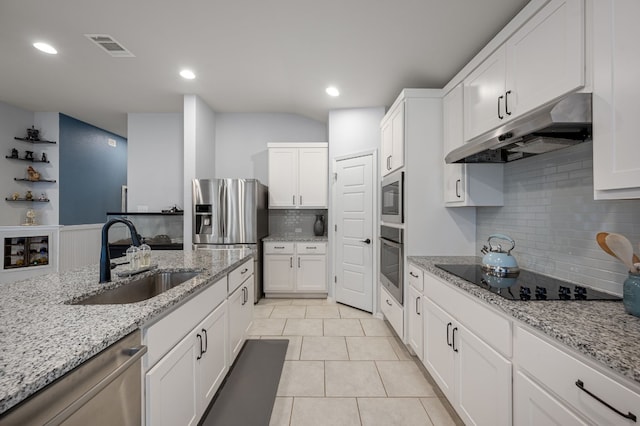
[200,339,289,426]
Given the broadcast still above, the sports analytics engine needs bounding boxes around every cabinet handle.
[241,268,248,274]
[292,195,295,205]
[196,334,203,360]
[575,380,636,422]
[455,179,461,198]
[505,90,512,116]
[387,156,391,170]
[306,246,316,250]
[416,297,420,315]
[298,257,301,268]
[202,329,208,354]
[299,195,302,205]
[290,257,293,268]
[409,271,419,278]
[244,286,248,304]
[498,95,504,119]
[386,299,392,306]
[274,246,285,249]
[446,322,452,347]
[452,327,459,353]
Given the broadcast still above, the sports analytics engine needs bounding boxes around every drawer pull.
[240,268,248,274]
[306,246,316,249]
[274,246,285,249]
[575,380,637,422]
[386,299,392,306]
[409,271,419,278]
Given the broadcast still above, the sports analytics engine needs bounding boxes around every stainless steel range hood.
[445,93,592,163]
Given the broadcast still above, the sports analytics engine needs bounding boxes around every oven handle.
[379,237,402,248]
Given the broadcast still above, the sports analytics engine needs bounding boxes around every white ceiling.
[0,0,530,137]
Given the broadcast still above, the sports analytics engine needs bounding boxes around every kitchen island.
[0,248,253,415]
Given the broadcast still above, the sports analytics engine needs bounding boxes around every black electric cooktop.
[435,264,622,301]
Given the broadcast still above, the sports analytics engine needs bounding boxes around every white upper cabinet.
[444,84,504,207]
[464,0,585,142]
[593,0,640,199]
[380,102,405,176]
[268,143,328,208]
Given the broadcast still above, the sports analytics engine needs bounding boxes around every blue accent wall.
[59,114,127,225]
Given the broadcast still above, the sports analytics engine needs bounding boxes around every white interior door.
[334,154,374,312]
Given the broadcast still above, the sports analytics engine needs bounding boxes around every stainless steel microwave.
[381,171,404,224]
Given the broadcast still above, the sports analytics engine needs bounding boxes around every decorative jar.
[623,273,640,317]
[313,215,325,236]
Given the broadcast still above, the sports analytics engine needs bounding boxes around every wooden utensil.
[597,232,640,264]
[605,233,636,272]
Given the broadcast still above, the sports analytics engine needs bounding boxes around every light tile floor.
[250,298,464,426]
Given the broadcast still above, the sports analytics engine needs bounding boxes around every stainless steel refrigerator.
[193,178,268,302]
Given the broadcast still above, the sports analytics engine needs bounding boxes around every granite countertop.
[408,256,640,386]
[0,249,253,415]
[263,235,328,242]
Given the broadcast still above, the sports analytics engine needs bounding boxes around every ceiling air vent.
[84,34,135,57]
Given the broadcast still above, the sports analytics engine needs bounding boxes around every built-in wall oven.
[381,170,404,224]
[379,225,403,305]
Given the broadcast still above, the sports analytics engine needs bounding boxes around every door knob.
[361,238,371,244]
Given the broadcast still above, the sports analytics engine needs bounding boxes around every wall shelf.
[14,178,56,183]
[5,198,50,203]
[5,156,50,163]
[13,137,56,144]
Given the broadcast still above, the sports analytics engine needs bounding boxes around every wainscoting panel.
[59,224,102,272]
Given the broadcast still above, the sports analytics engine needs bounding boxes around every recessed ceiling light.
[33,42,57,55]
[326,86,340,97]
[180,69,196,80]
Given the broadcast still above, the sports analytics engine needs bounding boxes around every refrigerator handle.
[220,181,227,240]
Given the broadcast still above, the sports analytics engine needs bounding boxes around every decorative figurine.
[24,151,34,160]
[27,166,40,181]
[38,193,47,201]
[11,192,20,200]
[41,152,47,162]
[26,126,40,141]
[25,190,33,200]
[24,209,37,226]
[10,148,19,158]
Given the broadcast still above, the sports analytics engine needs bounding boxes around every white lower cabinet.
[514,326,640,425]
[264,241,327,295]
[229,279,254,362]
[146,301,227,426]
[407,265,424,359]
[380,286,403,338]
[514,371,588,426]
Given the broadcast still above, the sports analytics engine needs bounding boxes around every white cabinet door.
[197,301,228,410]
[146,332,199,426]
[443,84,466,205]
[423,297,456,401]
[455,322,512,426]
[506,0,585,120]
[407,285,423,360]
[228,283,247,362]
[268,148,298,208]
[297,254,327,292]
[464,47,507,141]
[298,147,328,208]
[593,0,640,198]
[381,103,404,176]
[381,120,393,175]
[264,254,295,293]
[514,371,588,426]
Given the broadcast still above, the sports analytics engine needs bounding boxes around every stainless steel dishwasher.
[0,330,146,426]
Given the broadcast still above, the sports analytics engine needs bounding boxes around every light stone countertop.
[263,235,328,242]
[0,249,253,415]
[408,256,640,386]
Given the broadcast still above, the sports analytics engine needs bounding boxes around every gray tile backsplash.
[476,141,640,295]
[269,209,328,238]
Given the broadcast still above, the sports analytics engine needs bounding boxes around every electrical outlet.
[108,138,117,147]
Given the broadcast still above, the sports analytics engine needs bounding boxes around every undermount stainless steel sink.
[74,271,200,305]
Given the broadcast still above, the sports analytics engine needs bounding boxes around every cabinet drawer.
[380,286,403,337]
[264,242,295,254]
[144,277,227,369]
[515,326,640,425]
[408,264,424,292]
[296,242,326,254]
[424,272,511,357]
[228,258,253,294]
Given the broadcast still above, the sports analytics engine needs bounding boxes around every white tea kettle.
[481,233,520,277]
